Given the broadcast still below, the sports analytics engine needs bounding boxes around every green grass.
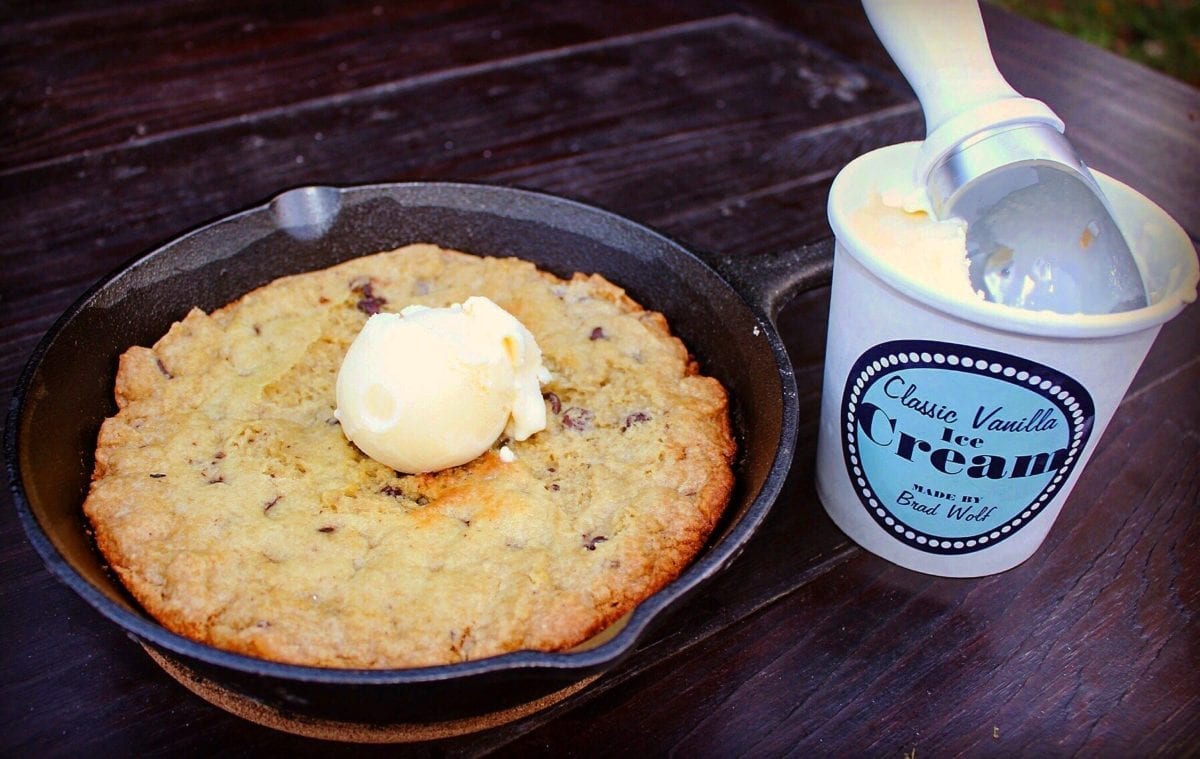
[992,0,1199,86]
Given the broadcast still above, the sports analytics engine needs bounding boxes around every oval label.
[841,340,1095,555]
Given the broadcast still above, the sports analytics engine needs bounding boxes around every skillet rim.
[5,180,799,685]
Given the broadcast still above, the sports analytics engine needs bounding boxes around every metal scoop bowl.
[931,122,1147,313]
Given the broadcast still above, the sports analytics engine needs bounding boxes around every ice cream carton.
[816,142,1197,577]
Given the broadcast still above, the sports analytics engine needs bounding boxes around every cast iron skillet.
[6,183,832,729]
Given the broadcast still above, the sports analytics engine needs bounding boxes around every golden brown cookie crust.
[85,244,734,668]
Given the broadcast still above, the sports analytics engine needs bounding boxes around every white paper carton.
[817,142,1198,577]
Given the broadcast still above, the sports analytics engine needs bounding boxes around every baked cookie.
[84,244,734,668]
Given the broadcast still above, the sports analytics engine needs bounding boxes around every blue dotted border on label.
[841,340,1096,556]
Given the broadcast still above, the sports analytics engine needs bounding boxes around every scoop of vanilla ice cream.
[335,296,550,474]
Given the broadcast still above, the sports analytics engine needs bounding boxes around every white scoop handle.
[861,0,1021,134]
[862,0,1063,183]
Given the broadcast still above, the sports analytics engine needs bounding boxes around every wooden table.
[3,1,1197,754]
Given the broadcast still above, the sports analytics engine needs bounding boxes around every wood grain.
[0,0,732,169]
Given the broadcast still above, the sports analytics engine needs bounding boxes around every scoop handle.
[861,0,1020,135]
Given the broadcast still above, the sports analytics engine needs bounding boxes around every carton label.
[841,340,1094,554]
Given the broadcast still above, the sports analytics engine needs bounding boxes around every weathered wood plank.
[1,0,729,169]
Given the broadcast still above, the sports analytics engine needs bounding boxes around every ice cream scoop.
[862,0,1147,314]
[335,296,550,473]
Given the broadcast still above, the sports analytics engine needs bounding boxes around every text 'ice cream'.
[335,296,550,473]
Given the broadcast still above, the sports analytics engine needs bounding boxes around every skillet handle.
[705,238,835,323]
